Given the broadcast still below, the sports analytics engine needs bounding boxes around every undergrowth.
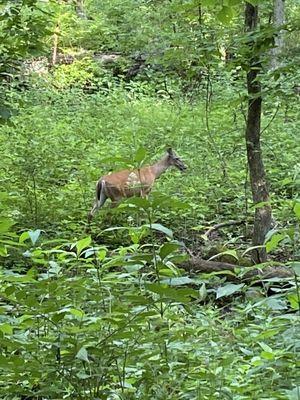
[0,82,299,399]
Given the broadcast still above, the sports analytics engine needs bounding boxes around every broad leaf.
[294,202,300,219]
[216,283,244,299]
[217,6,234,24]
[0,217,14,234]
[266,233,286,252]
[124,197,151,210]
[291,262,300,277]
[159,242,179,259]
[161,276,193,286]
[144,223,173,238]
[69,308,85,319]
[28,229,41,245]
[0,323,13,335]
[76,236,91,255]
[76,347,89,363]
[134,146,147,163]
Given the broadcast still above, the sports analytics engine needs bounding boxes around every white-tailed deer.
[88,148,187,221]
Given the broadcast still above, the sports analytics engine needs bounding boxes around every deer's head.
[167,148,187,172]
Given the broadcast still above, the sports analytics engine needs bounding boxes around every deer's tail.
[96,179,104,203]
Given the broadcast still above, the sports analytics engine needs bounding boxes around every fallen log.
[179,256,294,282]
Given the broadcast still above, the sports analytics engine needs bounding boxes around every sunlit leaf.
[208,249,239,261]
[0,245,8,257]
[287,293,299,310]
[198,283,207,301]
[28,229,41,245]
[69,308,85,319]
[0,323,13,335]
[0,217,15,234]
[216,283,244,299]
[144,223,173,238]
[284,387,300,400]
[19,231,30,243]
[291,262,300,277]
[76,347,89,362]
[294,202,300,219]
[265,233,286,252]
[160,276,193,286]
[217,6,234,24]
[264,298,287,310]
[76,236,91,255]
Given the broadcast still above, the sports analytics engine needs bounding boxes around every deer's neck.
[151,154,170,178]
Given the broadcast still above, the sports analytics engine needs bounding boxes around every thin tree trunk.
[270,0,285,69]
[245,2,272,264]
[75,0,87,19]
[52,23,59,66]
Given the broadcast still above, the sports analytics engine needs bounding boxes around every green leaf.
[134,147,147,163]
[258,342,273,353]
[124,197,151,210]
[261,351,275,360]
[217,6,234,24]
[198,283,207,301]
[0,245,8,257]
[284,387,300,400]
[294,202,300,219]
[48,261,61,275]
[287,293,299,310]
[98,249,107,261]
[28,229,41,245]
[160,276,193,286]
[216,283,244,299]
[209,249,239,261]
[76,236,91,255]
[145,283,198,303]
[144,223,173,238]
[201,0,217,5]
[227,0,240,5]
[0,217,15,234]
[76,347,89,362]
[247,0,262,5]
[265,233,285,252]
[0,323,13,335]
[264,298,287,310]
[19,231,30,243]
[159,242,179,259]
[291,262,300,277]
[69,308,85,319]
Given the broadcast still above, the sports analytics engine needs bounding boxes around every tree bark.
[75,0,88,19]
[244,3,272,264]
[179,256,293,281]
[270,0,285,69]
[51,24,59,66]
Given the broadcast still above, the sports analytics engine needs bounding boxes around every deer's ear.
[167,147,173,155]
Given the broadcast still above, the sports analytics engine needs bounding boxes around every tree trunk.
[244,2,272,264]
[75,0,88,19]
[270,0,285,69]
[51,24,59,66]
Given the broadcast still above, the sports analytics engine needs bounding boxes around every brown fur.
[88,148,186,221]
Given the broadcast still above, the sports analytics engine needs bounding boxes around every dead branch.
[204,220,246,239]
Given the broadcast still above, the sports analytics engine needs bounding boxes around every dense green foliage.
[0,0,299,398]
